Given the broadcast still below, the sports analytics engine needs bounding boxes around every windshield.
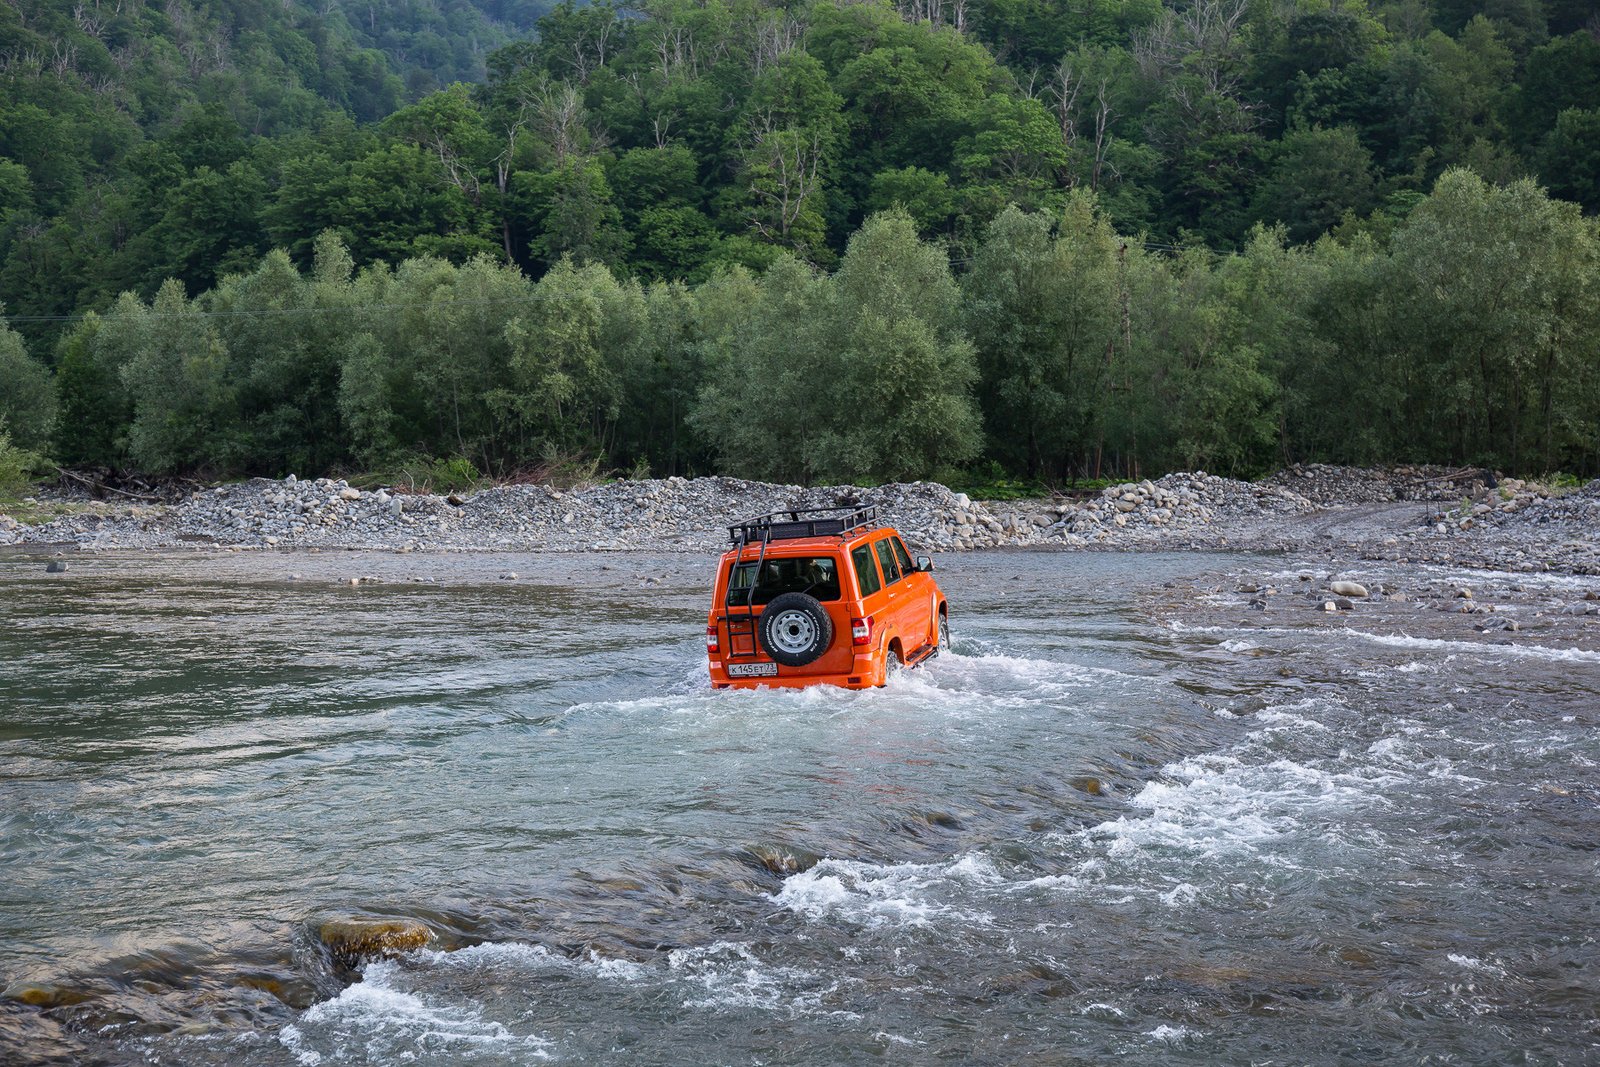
[726,555,842,606]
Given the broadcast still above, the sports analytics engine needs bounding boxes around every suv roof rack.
[729,504,878,547]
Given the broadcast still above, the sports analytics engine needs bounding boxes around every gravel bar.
[4,466,1597,576]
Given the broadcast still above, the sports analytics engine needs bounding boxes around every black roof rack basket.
[729,504,878,547]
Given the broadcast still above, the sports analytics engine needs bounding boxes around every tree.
[692,212,980,484]
[1252,125,1377,243]
[826,211,982,480]
[955,95,1070,219]
[517,157,633,271]
[148,161,272,295]
[52,313,133,468]
[0,313,56,452]
[1511,32,1600,148]
[1537,109,1600,213]
[497,257,643,461]
[118,281,236,473]
[1385,168,1599,470]
[690,257,835,484]
[866,166,956,234]
[962,197,1120,480]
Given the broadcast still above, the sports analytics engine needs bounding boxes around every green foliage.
[0,314,57,451]
[1537,109,1600,213]
[691,213,981,485]
[52,313,132,467]
[1253,126,1378,243]
[421,455,483,493]
[0,421,48,497]
[5,0,1600,487]
[5,0,1598,348]
[963,196,1121,481]
[942,467,1051,501]
[118,281,237,474]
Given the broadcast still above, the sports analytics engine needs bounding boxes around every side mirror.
[916,555,934,572]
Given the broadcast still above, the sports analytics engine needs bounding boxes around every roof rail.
[729,504,878,547]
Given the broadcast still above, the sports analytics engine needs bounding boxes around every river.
[2,549,1597,1065]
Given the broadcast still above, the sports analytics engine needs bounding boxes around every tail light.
[706,623,720,653]
[851,616,873,646]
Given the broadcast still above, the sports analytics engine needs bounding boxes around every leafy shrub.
[0,421,47,497]
[1545,471,1585,491]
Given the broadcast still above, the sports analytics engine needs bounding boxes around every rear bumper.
[709,651,885,690]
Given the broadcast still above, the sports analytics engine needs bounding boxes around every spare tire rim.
[769,609,818,655]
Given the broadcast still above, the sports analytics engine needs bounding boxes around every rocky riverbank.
[3,466,1597,575]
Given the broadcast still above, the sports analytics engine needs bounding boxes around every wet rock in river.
[746,843,820,876]
[318,917,434,962]
[1,981,90,1008]
[45,561,68,573]
[1329,581,1368,597]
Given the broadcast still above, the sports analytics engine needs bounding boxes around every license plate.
[726,661,778,678]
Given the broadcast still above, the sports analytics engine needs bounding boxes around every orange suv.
[706,505,950,689]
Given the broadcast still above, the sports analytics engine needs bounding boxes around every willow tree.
[0,312,55,452]
[114,282,235,473]
[692,212,980,484]
[1386,168,1600,471]
[962,195,1121,481]
[826,210,981,482]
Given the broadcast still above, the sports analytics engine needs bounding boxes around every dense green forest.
[2,0,1598,486]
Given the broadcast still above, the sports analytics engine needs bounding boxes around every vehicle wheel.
[884,643,906,683]
[758,593,834,667]
[937,613,950,653]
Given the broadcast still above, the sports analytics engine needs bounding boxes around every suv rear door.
[889,533,938,651]
[870,534,922,659]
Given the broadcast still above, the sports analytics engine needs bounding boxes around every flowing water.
[2,549,1597,1065]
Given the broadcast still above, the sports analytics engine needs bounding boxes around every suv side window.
[874,538,902,585]
[891,537,915,576]
[851,543,881,597]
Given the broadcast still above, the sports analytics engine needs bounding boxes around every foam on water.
[1146,1024,1200,1044]
[1168,619,1600,663]
[414,940,651,984]
[1447,954,1509,976]
[666,941,845,1014]
[279,960,554,1064]
[772,853,1002,929]
[342,938,844,1023]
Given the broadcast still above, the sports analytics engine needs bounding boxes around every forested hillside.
[2,0,1598,487]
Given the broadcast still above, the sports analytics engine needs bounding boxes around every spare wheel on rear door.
[758,593,834,666]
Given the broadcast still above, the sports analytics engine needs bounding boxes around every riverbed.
[2,549,1597,1064]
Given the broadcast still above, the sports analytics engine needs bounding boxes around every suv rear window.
[726,556,842,606]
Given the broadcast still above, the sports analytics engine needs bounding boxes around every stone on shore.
[6,467,1600,576]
